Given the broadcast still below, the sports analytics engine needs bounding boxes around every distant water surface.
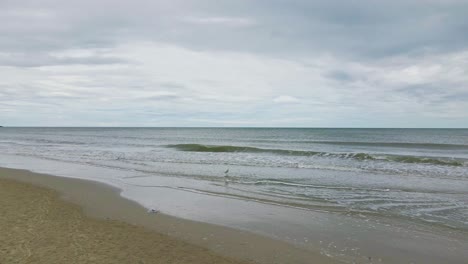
[1,128,467,231]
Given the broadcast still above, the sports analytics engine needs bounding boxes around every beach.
[0,167,334,264]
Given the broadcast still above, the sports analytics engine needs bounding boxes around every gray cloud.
[0,53,128,67]
[0,0,467,127]
[2,0,468,59]
[326,70,354,82]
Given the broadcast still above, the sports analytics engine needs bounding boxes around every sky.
[1,0,467,127]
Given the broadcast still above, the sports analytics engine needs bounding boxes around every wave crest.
[166,144,464,166]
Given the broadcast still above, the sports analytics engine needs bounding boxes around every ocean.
[0,127,467,262]
[0,127,467,229]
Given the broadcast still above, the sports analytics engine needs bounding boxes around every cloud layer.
[1,0,467,127]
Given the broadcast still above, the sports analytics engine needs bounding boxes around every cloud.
[273,96,300,103]
[0,0,467,127]
[181,16,255,27]
[0,52,128,68]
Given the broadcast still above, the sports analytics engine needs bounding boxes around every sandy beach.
[0,178,250,264]
[0,167,335,264]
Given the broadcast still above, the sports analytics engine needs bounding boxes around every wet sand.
[0,167,335,264]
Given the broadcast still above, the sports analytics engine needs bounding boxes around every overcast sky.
[1,0,467,127]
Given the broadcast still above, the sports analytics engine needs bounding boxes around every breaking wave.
[167,144,465,166]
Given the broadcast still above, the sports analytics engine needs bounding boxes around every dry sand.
[0,168,335,264]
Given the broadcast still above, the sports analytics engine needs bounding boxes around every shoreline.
[0,167,335,264]
[1,157,467,263]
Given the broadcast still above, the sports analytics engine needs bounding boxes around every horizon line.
[2,126,468,129]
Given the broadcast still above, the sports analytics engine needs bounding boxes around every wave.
[247,140,468,150]
[387,156,463,166]
[304,141,468,150]
[167,143,321,155]
[166,144,465,166]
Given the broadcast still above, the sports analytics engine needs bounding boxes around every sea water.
[0,127,467,230]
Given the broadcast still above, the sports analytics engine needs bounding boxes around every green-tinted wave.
[388,156,463,166]
[166,144,464,166]
[166,144,321,156]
